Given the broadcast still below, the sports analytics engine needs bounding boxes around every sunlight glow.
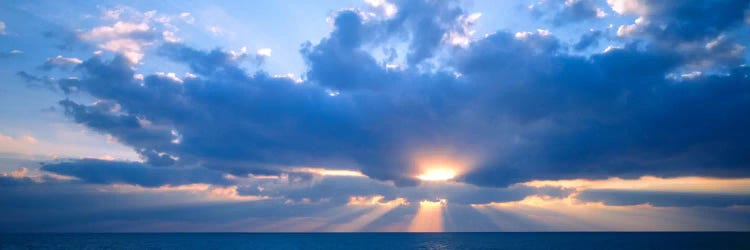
[334,196,408,231]
[468,195,731,231]
[408,199,446,232]
[292,167,366,177]
[412,151,473,182]
[521,176,750,194]
[417,168,457,181]
[347,195,409,206]
[103,184,266,201]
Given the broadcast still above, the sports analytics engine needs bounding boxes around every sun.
[417,168,457,181]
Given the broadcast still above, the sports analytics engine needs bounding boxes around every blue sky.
[1,0,750,232]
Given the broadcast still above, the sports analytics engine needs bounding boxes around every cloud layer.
[40,0,750,188]
[1,0,750,232]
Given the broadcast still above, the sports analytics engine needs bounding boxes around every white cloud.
[104,183,266,202]
[102,8,123,20]
[156,72,183,83]
[229,46,248,60]
[272,73,303,83]
[680,71,703,79]
[606,0,648,15]
[10,167,29,178]
[206,25,223,35]
[256,48,272,57]
[616,17,647,37]
[385,63,402,71]
[0,133,37,145]
[162,31,180,43]
[1,49,22,57]
[83,21,150,39]
[179,12,195,24]
[514,29,551,40]
[81,21,153,63]
[365,0,398,18]
[45,55,83,67]
[446,12,482,47]
[0,21,5,34]
[102,38,149,63]
[0,133,39,156]
[603,45,622,53]
[82,7,187,64]
[596,8,608,18]
[0,167,30,179]
[514,31,533,39]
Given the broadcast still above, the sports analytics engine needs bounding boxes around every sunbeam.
[333,196,408,231]
[408,199,447,232]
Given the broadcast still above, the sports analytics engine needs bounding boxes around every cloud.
[179,12,195,24]
[6,168,747,232]
[608,0,749,70]
[40,55,83,70]
[455,37,750,186]
[32,0,749,191]
[0,175,35,187]
[0,167,36,187]
[472,195,750,231]
[554,0,607,25]
[607,0,649,15]
[578,190,750,207]
[236,174,568,206]
[525,176,750,207]
[0,21,5,34]
[530,0,607,26]
[3,0,750,233]
[80,21,157,63]
[0,50,22,58]
[6,164,750,232]
[76,7,186,63]
[0,133,39,155]
[256,48,272,57]
[573,30,603,51]
[41,159,231,187]
[610,0,749,41]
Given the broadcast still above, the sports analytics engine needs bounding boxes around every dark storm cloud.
[578,190,750,207]
[15,71,58,91]
[460,47,750,186]
[573,30,603,51]
[0,175,35,187]
[386,0,465,65]
[614,0,749,41]
[39,0,750,190]
[41,159,231,187]
[0,177,336,232]
[613,0,748,68]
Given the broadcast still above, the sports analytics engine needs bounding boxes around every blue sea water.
[1,232,749,250]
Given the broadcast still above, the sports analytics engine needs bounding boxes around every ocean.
[1,232,749,249]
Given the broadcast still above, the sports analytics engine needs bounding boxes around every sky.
[1,0,750,232]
